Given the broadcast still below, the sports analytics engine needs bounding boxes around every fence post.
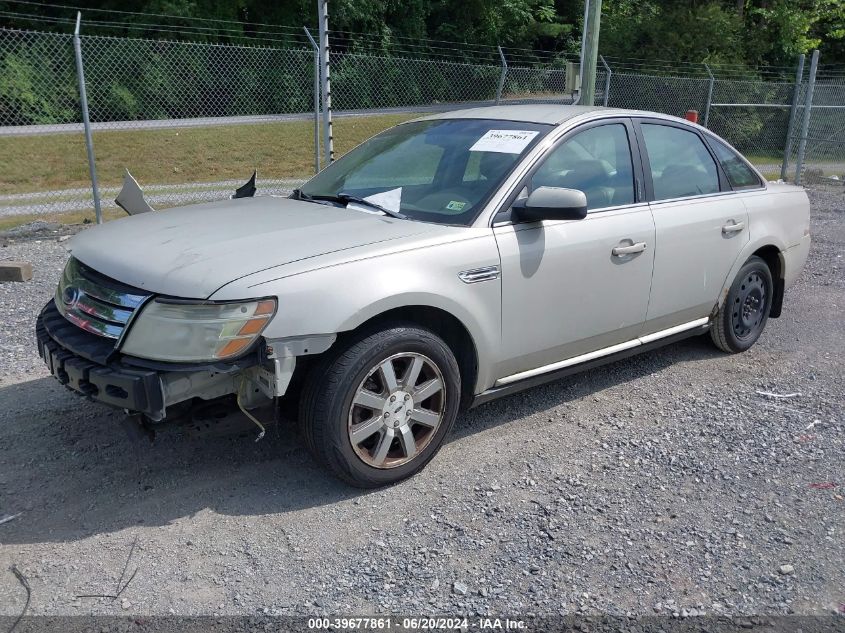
[317,0,333,164]
[495,46,507,105]
[703,63,715,128]
[304,27,321,174]
[795,49,819,186]
[599,55,611,107]
[72,12,102,224]
[780,54,806,181]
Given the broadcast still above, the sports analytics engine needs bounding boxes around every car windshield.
[297,119,552,225]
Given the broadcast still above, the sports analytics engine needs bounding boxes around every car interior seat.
[559,159,615,209]
[657,164,718,198]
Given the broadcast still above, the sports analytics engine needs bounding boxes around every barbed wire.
[0,9,315,46]
[3,0,310,32]
[0,2,819,77]
[4,0,570,61]
[327,36,567,65]
[326,27,570,60]
[601,57,799,80]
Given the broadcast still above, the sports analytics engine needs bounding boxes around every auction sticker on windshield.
[470,129,539,154]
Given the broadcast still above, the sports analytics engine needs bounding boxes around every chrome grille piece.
[55,257,150,340]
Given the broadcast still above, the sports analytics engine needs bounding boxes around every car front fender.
[210,233,503,394]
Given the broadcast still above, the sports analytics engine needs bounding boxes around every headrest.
[478,152,514,179]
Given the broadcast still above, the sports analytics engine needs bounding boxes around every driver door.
[493,119,656,380]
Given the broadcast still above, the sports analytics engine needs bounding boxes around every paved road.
[0,97,573,137]
[0,179,305,217]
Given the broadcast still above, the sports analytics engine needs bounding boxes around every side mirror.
[512,186,588,223]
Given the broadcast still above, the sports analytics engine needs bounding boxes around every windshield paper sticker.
[470,129,539,154]
[363,187,402,213]
[446,201,467,211]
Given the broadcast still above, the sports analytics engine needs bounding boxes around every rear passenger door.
[635,119,749,334]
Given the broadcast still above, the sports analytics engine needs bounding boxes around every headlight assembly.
[120,298,277,362]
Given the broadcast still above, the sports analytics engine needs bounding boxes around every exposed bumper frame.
[36,300,293,421]
[37,306,166,418]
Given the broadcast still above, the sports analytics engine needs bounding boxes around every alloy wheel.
[347,352,446,469]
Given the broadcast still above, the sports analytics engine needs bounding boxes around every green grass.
[0,114,417,195]
[744,152,784,164]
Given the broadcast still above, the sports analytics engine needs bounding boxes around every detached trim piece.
[115,170,155,215]
[232,171,257,199]
[473,317,710,407]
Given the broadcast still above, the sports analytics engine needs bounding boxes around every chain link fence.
[1,26,843,221]
[797,79,845,187]
[699,78,797,181]
[0,29,78,129]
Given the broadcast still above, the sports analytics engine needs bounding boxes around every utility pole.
[317,0,333,164]
[579,0,602,106]
[795,49,819,185]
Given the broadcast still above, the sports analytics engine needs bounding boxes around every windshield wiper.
[293,190,406,219]
[336,193,408,219]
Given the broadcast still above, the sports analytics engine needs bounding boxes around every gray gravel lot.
[0,191,843,619]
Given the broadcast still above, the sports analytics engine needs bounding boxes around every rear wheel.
[299,325,460,487]
[710,255,773,353]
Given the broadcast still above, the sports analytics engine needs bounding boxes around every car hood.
[68,196,438,298]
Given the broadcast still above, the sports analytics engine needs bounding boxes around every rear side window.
[641,124,720,200]
[708,137,762,189]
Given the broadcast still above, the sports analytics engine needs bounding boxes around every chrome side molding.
[495,317,710,386]
[459,265,501,284]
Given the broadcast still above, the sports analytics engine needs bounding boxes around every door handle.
[612,242,647,256]
[722,221,745,234]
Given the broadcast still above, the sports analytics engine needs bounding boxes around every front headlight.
[120,298,277,362]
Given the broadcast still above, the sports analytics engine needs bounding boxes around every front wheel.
[299,325,461,487]
[710,255,773,353]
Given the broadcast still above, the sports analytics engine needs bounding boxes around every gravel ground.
[0,190,843,619]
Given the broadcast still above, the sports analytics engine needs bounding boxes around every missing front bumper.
[36,301,295,421]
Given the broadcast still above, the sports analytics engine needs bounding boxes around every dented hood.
[68,196,436,298]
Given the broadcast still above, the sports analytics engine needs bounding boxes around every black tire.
[710,255,773,353]
[299,324,461,488]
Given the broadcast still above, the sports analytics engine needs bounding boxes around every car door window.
[530,123,635,211]
[708,137,762,189]
[641,124,720,200]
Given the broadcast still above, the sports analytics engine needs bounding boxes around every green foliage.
[744,0,845,65]
[0,34,77,125]
[599,0,844,68]
[602,1,745,65]
[3,0,843,67]
[1,0,843,132]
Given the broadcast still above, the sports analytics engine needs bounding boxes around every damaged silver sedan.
[37,105,811,487]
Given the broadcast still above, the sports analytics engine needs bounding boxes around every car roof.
[421,104,678,126]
